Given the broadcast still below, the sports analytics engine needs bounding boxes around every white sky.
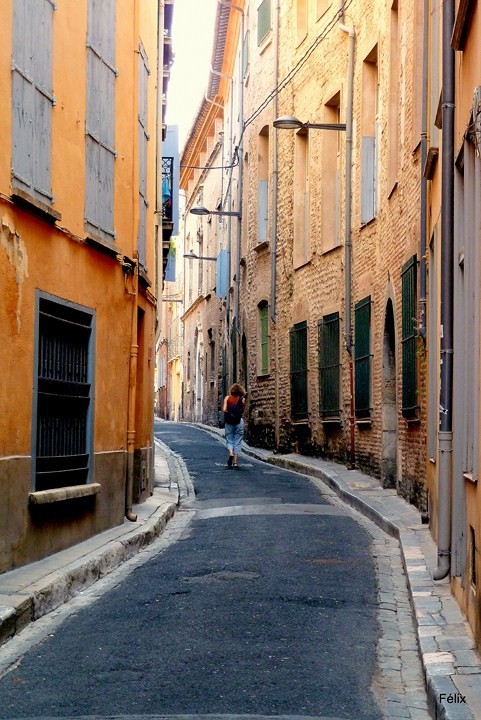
[165,0,219,150]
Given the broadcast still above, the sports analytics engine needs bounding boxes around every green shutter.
[354,297,371,418]
[401,255,418,418]
[260,304,269,374]
[318,312,341,417]
[290,321,308,419]
[257,0,271,45]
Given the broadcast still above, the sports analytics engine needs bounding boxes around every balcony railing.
[162,157,174,224]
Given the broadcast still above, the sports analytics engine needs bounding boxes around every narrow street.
[0,422,430,720]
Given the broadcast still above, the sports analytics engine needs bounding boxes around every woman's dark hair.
[229,383,246,397]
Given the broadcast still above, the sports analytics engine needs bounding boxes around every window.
[388,1,399,190]
[12,0,55,204]
[297,0,308,44]
[258,127,269,244]
[259,302,269,375]
[138,43,150,268]
[318,312,341,417]
[470,526,477,588]
[85,0,117,241]
[294,130,309,267]
[321,94,341,252]
[257,0,271,45]
[242,28,250,77]
[290,321,308,420]
[361,46,378,224]
[34,295,94,491]
[354,297,371,418]
[401,255,418,418]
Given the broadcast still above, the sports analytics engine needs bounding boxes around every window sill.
[291,419,309,426]
[355,418,372,428]
[11,189,61,224]
[463,472,477,485]
[322,417,342,426]
[85,232,121,258]
[387,181,398,200]
[254,241,270,253]
[320,242,342,256]
[139,267,152,289]
[258,32,272,55]
[29,483,101,506]
[293,257,312,271]
[257,373,271,380]
[405,416,421,426]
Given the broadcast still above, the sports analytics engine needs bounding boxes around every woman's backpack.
[224,396,244,425]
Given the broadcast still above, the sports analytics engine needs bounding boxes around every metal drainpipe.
[272,0,280,448]
[418,0,429,344]
[434,0,455,582]
[338,4,355,468]
[126,1,141,522]
[154,1,165,310]
[235,9,245,344]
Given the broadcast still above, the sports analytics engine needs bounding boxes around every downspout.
[126,0,141,522]
[272,0,280,447]
[235,9,245,344]
[155,1,165,306]
[434,0,455,581]
[418,0,429,343]
[339,3,355,468]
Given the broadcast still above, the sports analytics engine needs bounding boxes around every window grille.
[401,255,418,418]
[257,0,271,45]
[35,298,94,491]
[290,321,308,419]
[318,312,341,417]
[354,297,372,418]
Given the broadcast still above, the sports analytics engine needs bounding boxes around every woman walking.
[223,383,246,468]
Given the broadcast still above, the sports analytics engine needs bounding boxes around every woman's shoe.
[227,455,233,468]
[233,462,238,468]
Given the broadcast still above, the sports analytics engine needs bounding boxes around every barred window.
[34,296,94,491]
[354,297,372,418]
[401,255,418,418]
[318,312,341,417]
[290,321,308,420]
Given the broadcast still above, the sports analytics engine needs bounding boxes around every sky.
[165,0,219,149]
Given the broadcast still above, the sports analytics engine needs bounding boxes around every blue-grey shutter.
[138,44,150,268]
[361,136,376,223]
[12,0,54,203]
[290,321,308,419]
[257,179,268,244]
[85,0,116,240]
[216,249,228,298]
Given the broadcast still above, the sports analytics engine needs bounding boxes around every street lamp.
[183,250,218,261]
[273,115,347,132]
[190,205,242,218]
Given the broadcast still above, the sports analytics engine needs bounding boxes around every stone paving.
[191,422,481,720]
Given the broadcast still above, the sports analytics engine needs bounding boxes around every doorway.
[382,299,397,488]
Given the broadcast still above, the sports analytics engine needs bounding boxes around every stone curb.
[190,421,480,720]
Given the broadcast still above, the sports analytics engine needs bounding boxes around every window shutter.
[318,312,341,417]
[257,0,271,45]
[354,297,371,418]
[401,255,418,418]
[361,136,376,223]
[85,0,116,241]
[257,179,269,244]
[260,304,269,374]
[138,44,150,268]
[290,321,308,419]
[12,0,54,203]
[242,29,250,77]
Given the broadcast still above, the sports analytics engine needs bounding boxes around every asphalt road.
[0,422,384,720]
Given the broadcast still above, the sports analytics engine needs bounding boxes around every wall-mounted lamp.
[273,115,346,132]
[190,204,241,218]
[183,250,218,262]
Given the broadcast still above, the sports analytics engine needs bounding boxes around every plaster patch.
[0,219,29,332]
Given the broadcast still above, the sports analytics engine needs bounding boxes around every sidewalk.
[193,422,481,720]
[0,438,187,648]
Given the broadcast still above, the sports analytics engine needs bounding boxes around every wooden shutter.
[257,180,269,244]
[85,0,116,240]
[260,304,269,374]
[138,44,150,267]
[401,255,418,418]
[257,0,271,44]
[361,136,376,223]
[12,0,54,203]
[318,312,341,417]
[354,297,371,418]
[290,321,308,419]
